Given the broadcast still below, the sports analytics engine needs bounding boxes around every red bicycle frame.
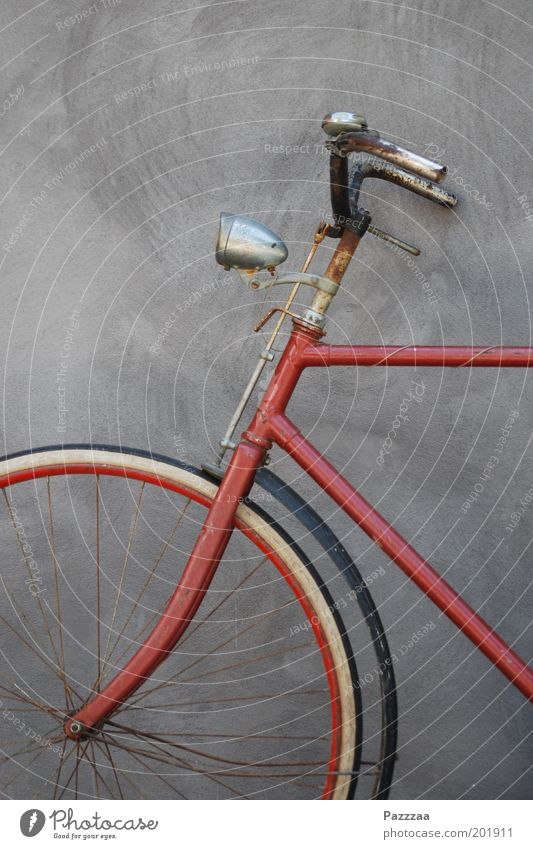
[65,320,533,738]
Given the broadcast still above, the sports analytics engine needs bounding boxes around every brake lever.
[367,225,420,256]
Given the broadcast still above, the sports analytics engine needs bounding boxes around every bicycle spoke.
[87,741,101,797]
[98,730,189,798]
[175,602,292,680]
[101,731,330,781]
[120,597,292,711]
[98,481,145,687]
[117,688,328,712]
[103,545,271,694]
[93,738,145,799]
[0,659,77,715]
[1,739,58,794]
[180,639,314,684]
[0,740,44,767]
[58,741,93,801]
[47,477,72,711]
[97,738,125,800]
[95,476,101,692]
[86,740,123,800]
[53,741,77,800]
[0,681,60,715]
[0,732,60,766]
[0,617,69,706]
[100,727,243,799]
[102,497,192,672]
[106,718,326,771]
[1,489,64,676]
[117,729,317,741]
[176,554,270,649]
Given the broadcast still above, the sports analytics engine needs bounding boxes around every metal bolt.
[69,721,84,735]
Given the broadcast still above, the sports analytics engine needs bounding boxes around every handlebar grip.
[361,160,457,207]
[334,132,447,184]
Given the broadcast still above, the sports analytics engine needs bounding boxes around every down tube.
[268,413,533,702]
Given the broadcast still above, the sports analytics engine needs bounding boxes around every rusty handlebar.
[333,131,447,183]
[322,112,457,241]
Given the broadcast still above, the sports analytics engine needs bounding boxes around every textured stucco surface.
[0,0,532,799]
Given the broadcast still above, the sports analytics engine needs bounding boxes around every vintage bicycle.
[0,112,531,800]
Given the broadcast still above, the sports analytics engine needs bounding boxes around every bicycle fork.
[64,438,267,739]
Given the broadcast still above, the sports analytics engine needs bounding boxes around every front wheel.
[0,445,361,800]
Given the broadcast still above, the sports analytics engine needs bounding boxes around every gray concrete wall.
[1,0,532,799]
